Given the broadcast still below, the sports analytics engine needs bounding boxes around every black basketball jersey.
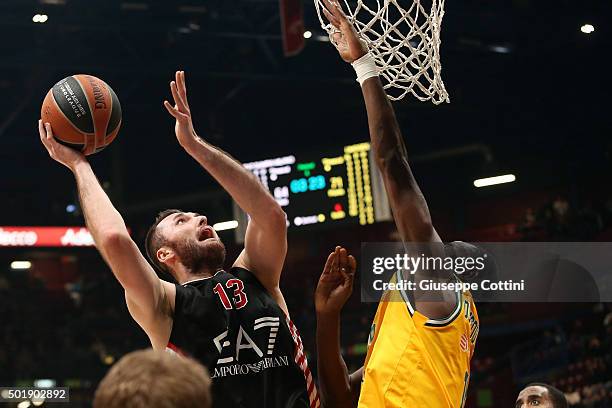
[166,267,319,408]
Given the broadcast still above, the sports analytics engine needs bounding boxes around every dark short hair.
[446,241,498,282]
[525,383,568,408]
[144,209,183,275]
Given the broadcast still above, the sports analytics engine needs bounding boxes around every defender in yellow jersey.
[316,247,483,408]
[359,272,479,408]
[314,2,487,407]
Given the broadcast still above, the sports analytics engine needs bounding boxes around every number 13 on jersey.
[214,279,249,310]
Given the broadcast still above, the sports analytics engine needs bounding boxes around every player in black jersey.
[38,71,318,408]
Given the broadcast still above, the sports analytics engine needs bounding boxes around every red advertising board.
[0,227,96,247]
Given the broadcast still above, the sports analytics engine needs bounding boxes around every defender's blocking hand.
[315,246,357,315]
[321,0,368,63]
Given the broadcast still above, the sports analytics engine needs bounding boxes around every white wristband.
[352,52,379,86]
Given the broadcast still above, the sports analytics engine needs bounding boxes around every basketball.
[41,74,122,155]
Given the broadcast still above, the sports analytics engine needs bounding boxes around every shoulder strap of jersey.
[396,269,464,327]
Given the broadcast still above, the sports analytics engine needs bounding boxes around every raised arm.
[315,247,361,408]
[322,1,440,244]
[361,80,441,243]
[39,121,173,348]
[163,71,286,295]
[322,2,456,319]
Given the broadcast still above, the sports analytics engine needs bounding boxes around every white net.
[314,0,449,104]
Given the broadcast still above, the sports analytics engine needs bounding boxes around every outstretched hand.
[321,0,368,63]
[164,71,200,150]
[38,120,86,171]
[315,246,357,315]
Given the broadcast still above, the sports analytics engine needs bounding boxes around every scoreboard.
[233,142,391,241]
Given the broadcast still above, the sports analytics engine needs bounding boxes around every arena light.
[213,220,239,231]
[33,14,48,23]
[11,261,32,270]
[17,401,31,408]
[473,174,516,188]
[34,379,56,388]
[489,44,511,54]
[303,30,312,39]
[581,24,595,34]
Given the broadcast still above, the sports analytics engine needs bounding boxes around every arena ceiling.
[0,0,610,225]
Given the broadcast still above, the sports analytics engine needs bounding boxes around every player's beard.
[172,237,226,273]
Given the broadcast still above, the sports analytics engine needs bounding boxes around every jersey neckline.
[181,270,223,286]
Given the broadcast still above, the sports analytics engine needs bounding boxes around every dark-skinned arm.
[361,78,441,244]
[315,247,361,408]
[321,0,439,244]
[321,0,455,319]
[317,311,363,408]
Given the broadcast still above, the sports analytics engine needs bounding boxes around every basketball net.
[315,0,450,104]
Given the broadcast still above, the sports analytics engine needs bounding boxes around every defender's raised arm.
[321,0,440,244]
[321,0,456,325]
[315,247,361,408]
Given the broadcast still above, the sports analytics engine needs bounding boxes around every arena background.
[1,0,611,406]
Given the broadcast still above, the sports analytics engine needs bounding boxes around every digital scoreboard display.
[233,142,391,240]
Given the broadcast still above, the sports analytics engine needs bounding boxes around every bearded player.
[315,2,480,407]
[38,71,318,408]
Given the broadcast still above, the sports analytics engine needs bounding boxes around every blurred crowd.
[0,262,146,403]
[553,304,612,407]
[518,195,612,241]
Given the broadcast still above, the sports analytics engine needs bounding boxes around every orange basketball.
[41,74,122,155]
